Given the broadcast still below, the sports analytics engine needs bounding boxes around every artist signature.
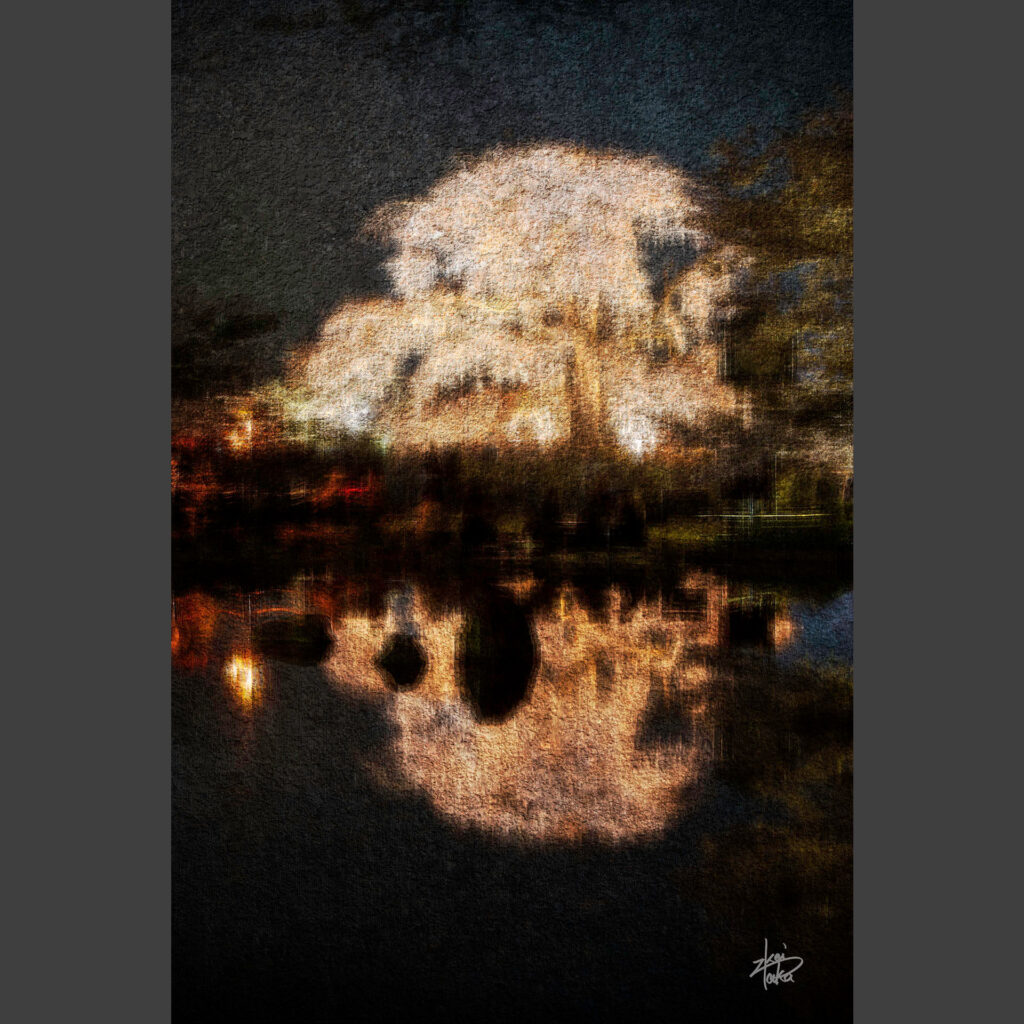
[750,939,803,988]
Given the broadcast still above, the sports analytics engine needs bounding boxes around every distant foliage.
[706,100,852,452]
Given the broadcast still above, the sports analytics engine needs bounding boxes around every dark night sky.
[172,0,851,362]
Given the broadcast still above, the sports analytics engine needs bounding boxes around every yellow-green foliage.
[707,102,853,405]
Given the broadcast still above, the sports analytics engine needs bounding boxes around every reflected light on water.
[174,571,802,843]
[225,653,259,704]
[325,578,744,843]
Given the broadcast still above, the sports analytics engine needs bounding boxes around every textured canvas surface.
[172,2,852,1019]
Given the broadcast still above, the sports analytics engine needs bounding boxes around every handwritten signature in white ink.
[750,939,803,989]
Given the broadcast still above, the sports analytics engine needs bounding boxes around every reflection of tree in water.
[322,573,738,840]
[725,596,775,650]
[173,559,851,1019]
[173,554,847,852]
[635,670,701,751]
[375,634,427,690]
[254,614,334,666]
[374,586,428,690]
[457,589,536,722]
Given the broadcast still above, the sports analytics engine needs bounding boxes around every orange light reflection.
[225,653,260,705]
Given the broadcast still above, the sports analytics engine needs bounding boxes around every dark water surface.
[173,538,851,1022]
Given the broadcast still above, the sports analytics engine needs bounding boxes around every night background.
[173,0,851,389]
[172,2,853,1021]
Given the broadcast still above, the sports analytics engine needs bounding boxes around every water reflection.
[225,652,260,705]
[372,586,428,690]
[255,613,333,665]
[172,565,825,842]
[173,544,852,1022]
[726,596,774,649]
[457,588,536,722]
[327,571,792,841]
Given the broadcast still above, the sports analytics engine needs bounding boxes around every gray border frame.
[7,1,1012,1021]
[7,4,171,1022]
[853,1,1013,1020]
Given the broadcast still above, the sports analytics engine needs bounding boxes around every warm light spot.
[226,410,256,451]
[773,612,797,650]
[225,653,259,704]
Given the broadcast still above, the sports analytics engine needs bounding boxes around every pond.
[173,538,852,1022]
